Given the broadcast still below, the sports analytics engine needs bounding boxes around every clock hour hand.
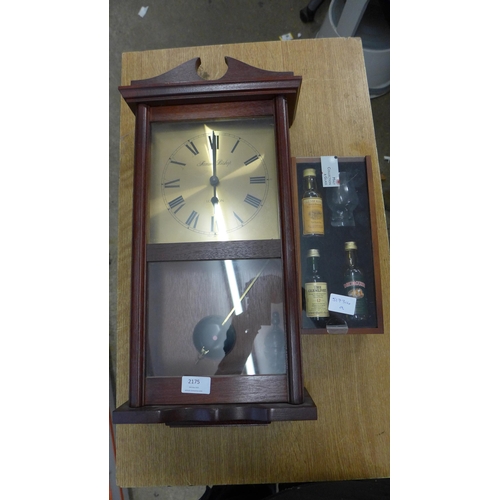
[210,131,218,177]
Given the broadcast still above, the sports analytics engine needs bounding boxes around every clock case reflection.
[113,57,317,426]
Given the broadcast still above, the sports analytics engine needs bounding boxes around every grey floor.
[109,1,389,498]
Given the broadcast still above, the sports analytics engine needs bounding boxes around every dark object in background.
[273,479,390,499]
[200,484,277,500]
[300,0,390,25]
[300,0,326,22]
[200,479,389,499]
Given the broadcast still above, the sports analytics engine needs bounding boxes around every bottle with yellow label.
[301,168,324,237]
[304,249,329,327]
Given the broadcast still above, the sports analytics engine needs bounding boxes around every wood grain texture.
[116,39,389,487]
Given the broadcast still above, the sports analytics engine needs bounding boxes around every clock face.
[149,117,280,243]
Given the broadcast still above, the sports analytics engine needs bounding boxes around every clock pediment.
[120,56,301,123]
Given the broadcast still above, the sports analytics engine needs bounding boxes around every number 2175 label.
[181,376,211,394]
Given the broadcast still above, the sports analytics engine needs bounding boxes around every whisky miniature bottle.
[301,168,324,237]
[304,249,329,327]
[343,241,367,322]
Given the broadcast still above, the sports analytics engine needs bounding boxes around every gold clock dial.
[149,117,280,243]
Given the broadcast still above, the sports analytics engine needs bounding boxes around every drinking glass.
[326,171,359,227]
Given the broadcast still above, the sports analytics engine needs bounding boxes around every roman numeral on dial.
[244,194,261,208]
[163,179,180,188]
[209,135,219,150]
[168,195,185,213]
[185,141,199,155]
[231,140,240,153]
[211,216,218,233]
[250,176,266,184]
[244,155,259,166]
[186,210,199,228]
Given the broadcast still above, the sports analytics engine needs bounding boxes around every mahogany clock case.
[295,156,384,335]
[114,57,317,426]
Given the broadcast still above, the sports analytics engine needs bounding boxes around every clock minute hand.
[211,131,217,178]
[210,131,219,205]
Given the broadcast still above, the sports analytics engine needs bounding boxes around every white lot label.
[328,293,356,315]
[181,376,211,394]
[321,156,340,187]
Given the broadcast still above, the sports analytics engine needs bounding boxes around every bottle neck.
[308,256,320,275]
[304,175,317,191]
[345,249,357,268]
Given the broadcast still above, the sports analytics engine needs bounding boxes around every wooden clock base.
[113,388,317,426]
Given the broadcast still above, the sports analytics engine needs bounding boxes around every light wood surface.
[115,38,390,487]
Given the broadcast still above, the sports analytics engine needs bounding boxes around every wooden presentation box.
[294,156,384,335]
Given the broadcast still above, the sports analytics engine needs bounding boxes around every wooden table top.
[115,37,390,487]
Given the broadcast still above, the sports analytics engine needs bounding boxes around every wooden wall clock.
[113,56,317,426]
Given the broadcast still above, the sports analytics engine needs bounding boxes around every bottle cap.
[345,241,357,250]
[303,168,316,177]
[307,249,320,258]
